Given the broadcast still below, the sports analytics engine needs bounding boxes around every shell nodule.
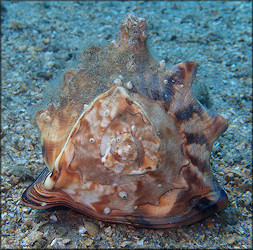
[22,12,228,228]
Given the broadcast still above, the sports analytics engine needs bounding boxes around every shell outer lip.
[21,168,50,207]
[21,168,228,228]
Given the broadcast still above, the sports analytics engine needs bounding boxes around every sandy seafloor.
[1,1,252,249]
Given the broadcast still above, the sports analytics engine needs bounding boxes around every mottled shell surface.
[22,13,228,228]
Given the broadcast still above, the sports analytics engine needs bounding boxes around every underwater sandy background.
[1,1,252,248]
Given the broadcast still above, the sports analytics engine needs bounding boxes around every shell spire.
[111,12,148,53]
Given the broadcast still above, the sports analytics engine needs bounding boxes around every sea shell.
[22,12,228,228]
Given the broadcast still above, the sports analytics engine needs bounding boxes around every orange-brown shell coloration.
[22,13,228,228]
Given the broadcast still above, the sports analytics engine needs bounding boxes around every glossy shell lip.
[22,168,228,228]
[21,12,228,228]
